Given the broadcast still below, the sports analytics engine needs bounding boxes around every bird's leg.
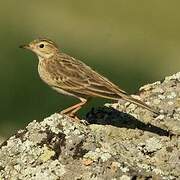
[60,98,87,119]
[68,100,87,117]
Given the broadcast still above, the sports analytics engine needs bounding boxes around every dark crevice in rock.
[51,132,66,160]
[72,141,89,159]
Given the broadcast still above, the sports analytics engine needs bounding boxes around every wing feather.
[44,53,127,99]
[39,53,158,114]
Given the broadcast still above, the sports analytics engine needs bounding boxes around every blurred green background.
[1,0,180,137]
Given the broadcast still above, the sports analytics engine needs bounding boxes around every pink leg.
[60,98,87,118]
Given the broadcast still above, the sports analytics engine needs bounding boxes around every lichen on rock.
[0,72,180,180]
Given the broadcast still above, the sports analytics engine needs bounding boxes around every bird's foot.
[79,119,89,125]
[69,114,89,125]
[59,111,88,125]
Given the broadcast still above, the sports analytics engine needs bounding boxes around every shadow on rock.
[86,106,169,136]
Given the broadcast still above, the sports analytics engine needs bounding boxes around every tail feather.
[121,94,159,115]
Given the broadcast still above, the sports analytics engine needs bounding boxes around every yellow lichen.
[39,145,55,162]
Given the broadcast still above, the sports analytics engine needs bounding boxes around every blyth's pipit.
[20,38,158,119]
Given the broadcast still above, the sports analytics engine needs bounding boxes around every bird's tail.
[121,94,159,115]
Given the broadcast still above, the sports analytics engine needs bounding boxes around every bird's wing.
[45,53,127,99]
[44,53,158,114]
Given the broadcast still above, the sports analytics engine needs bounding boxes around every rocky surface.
[0,72,180,180]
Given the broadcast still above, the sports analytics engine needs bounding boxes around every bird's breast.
[38,60,77,98]
[38,60,54,86]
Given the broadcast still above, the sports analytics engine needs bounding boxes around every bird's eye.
[39,44,44,48]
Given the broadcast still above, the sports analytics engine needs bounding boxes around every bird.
[20,38,158,119]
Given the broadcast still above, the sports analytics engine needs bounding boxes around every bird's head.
[20,38,59,59]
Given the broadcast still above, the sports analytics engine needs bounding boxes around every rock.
[0,72,180,180]
[140,137,162,153]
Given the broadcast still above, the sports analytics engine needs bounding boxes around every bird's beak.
[19,44,30,49]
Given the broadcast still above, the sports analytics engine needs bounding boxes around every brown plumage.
[20,38,158,118]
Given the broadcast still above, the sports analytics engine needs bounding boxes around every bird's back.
[38,52,127,99]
